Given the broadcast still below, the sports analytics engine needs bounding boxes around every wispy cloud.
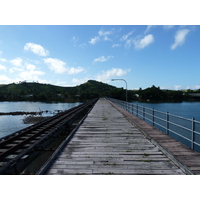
[133,34,154,49]
[0,64,6,71]
[79,43,87,48]
[98,30,112,36]
[89,29,112,44]
[119,30,136,48]
[24,43,49,56]
[120,30,154,49]
[96,68,130,82]
[163,25,174,30]
[89,36,100,45]
[171,29,190,50]
[144,25,156,34]
[112,43,121,48]
[93,56,114,63]
[72,36,79,46]
[120,31,134,42]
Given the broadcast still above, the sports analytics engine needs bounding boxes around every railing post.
[166,112,169,135]
[132,103,133,114]
[136,104,138,117]
[143,106,145,120]
[191,117,195,150]
[152,108,154,126]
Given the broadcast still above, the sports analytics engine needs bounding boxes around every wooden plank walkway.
[47,98,185,175]
[109,100,200,175]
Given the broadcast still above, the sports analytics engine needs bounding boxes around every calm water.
[133,101,200,121]
[2,101,200,150]
[132,101,200,152]
[0,101,81,138]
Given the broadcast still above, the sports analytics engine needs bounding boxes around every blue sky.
[0,25,199,90]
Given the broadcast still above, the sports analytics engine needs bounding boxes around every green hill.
[0,80,193,102]
[0,80,128,102]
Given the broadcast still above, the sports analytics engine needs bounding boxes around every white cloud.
[0,75,11,84]
[9,68,15,73]
[96,68,131,82]
[68,67,84,75]
[10,58,38,73]
[72,77,89,85]
[24,43,49,56]
[174,85,182,90]
[93,56,114,63]
[44,58,84,75]
[44,58,67,74]
[9,67,24,73]
[26,64,36,71]
[0,58,7,62]
[10,57,23,66]
[171,29,190,50]
[89,36,100,44]
[133,34,154,49]
[193,85,200,89]
[19,70,45,80]
[0,64,6,71]
[9,58,45,82]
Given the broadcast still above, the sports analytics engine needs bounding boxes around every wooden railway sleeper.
[0,98,98,174]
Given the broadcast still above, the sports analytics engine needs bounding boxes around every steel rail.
[0,98,98,174]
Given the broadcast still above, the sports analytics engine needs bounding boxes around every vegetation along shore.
[1,80,200,102]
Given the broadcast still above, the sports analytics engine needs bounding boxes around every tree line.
[0,81,199,102]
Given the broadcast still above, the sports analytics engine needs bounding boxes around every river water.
[2,101,200,150]
[133,101,200,121]
[131,101,200,152]
[0,101,81,138]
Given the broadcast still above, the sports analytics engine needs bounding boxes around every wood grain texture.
[47,98,185,175]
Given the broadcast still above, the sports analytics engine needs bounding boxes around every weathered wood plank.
[49,162,181,170]
[47,99,185,175]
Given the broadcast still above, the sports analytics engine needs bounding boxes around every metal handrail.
[107,97,200,152]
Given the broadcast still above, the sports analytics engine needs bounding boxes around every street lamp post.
[111,79,127,102]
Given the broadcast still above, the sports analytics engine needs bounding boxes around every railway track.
[0,98,98,174]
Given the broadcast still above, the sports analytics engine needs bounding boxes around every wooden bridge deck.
[47,98,185,175]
